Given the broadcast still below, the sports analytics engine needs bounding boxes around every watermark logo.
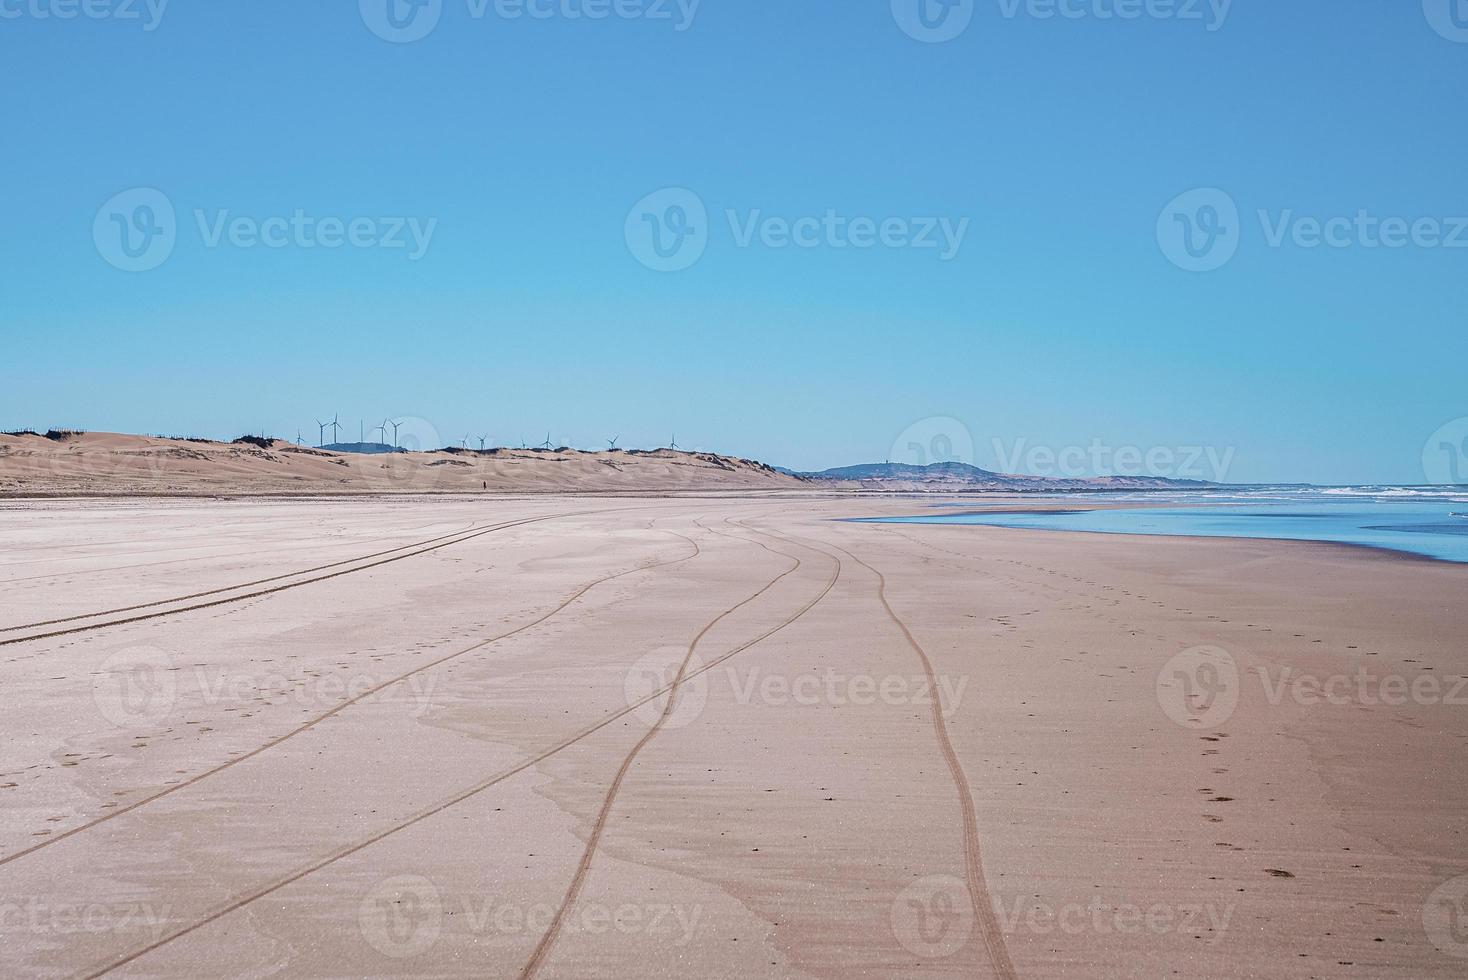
[1422,417,1468,485]
[43,432,131,487]
[890,416,975,468]
[1157,188,1239,273]
[1424,0,1468,43]
[892,0,974,43]
[0,0,169,30]
[623,646,707,730]
[892,875,973,958]
[96,655,437,728]
[360,0,443,42]
[94,188,176,273]
[381,415,442,453]
[1424,874,1468,958]
[1161,653,1463,723]
[364,415,446,491]
[359,875,444,958]
[1156,645,1238,729]
[625,188,708,273]
[93,190,438,272]
[93,646,177,728]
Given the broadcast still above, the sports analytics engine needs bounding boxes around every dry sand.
[0,432,800,496]
[1,494,1466,978]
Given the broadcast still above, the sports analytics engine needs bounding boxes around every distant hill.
[800,460,1216,492]
[811,461,1005,481]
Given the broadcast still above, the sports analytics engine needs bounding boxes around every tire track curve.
[1,508,632,649]
[0,526,700,870]
[811,531,1020,980]
[516,520,841,980]
[0,517,459,585]
[0,522,479,631]
[77,521,839,980]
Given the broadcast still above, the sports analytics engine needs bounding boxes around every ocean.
[860,487,1468,564]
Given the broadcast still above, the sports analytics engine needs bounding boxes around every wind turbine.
[387,419,402,448]
[606,436,619,450]
[329,415,342,445]
[669,434,680,451]
[462,434,470,449]
[478,434,489,451]
[541,432,553,450]
[371,423,386,444]
[315,420,328,447]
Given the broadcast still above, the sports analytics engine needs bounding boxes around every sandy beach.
[2,494,1466,978]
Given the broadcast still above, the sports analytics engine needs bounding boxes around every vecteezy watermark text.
[727,210,968,260]
[93,188,437,272]
[996,0,1232,30]
[1255,667,1468,709]
[1158,188,1468,272]
[1157,645,1465,730]
[993,437,1235,482]
[623,648,969,729]
[194,210,436,259]
[726,667,968,716]
[357,875,701,959]
[0,0,168,30]
[993,896,1234,940]
[891,0,1233,43]
[0,898,171,940]
[625,188,969,272]
[92,645,438,728]
[359,0,700,43]
[890,876,1232,961]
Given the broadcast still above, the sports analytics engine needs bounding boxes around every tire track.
[77,520,839,980]
[806,529,1020,980]
[0,527,700,870]
[0,508,631,649]
[516,519,840,980]
[0,519,460,586]
[0,521,483,633]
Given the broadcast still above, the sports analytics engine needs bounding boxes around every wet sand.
[1,495,1466,978]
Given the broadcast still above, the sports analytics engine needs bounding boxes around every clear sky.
[3,1,1465,484]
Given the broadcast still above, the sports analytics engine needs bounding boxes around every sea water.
[862,487,1468,564]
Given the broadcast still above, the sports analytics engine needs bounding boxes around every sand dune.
[0,431,802,496]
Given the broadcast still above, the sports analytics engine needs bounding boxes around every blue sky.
[2,1,1465,484]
